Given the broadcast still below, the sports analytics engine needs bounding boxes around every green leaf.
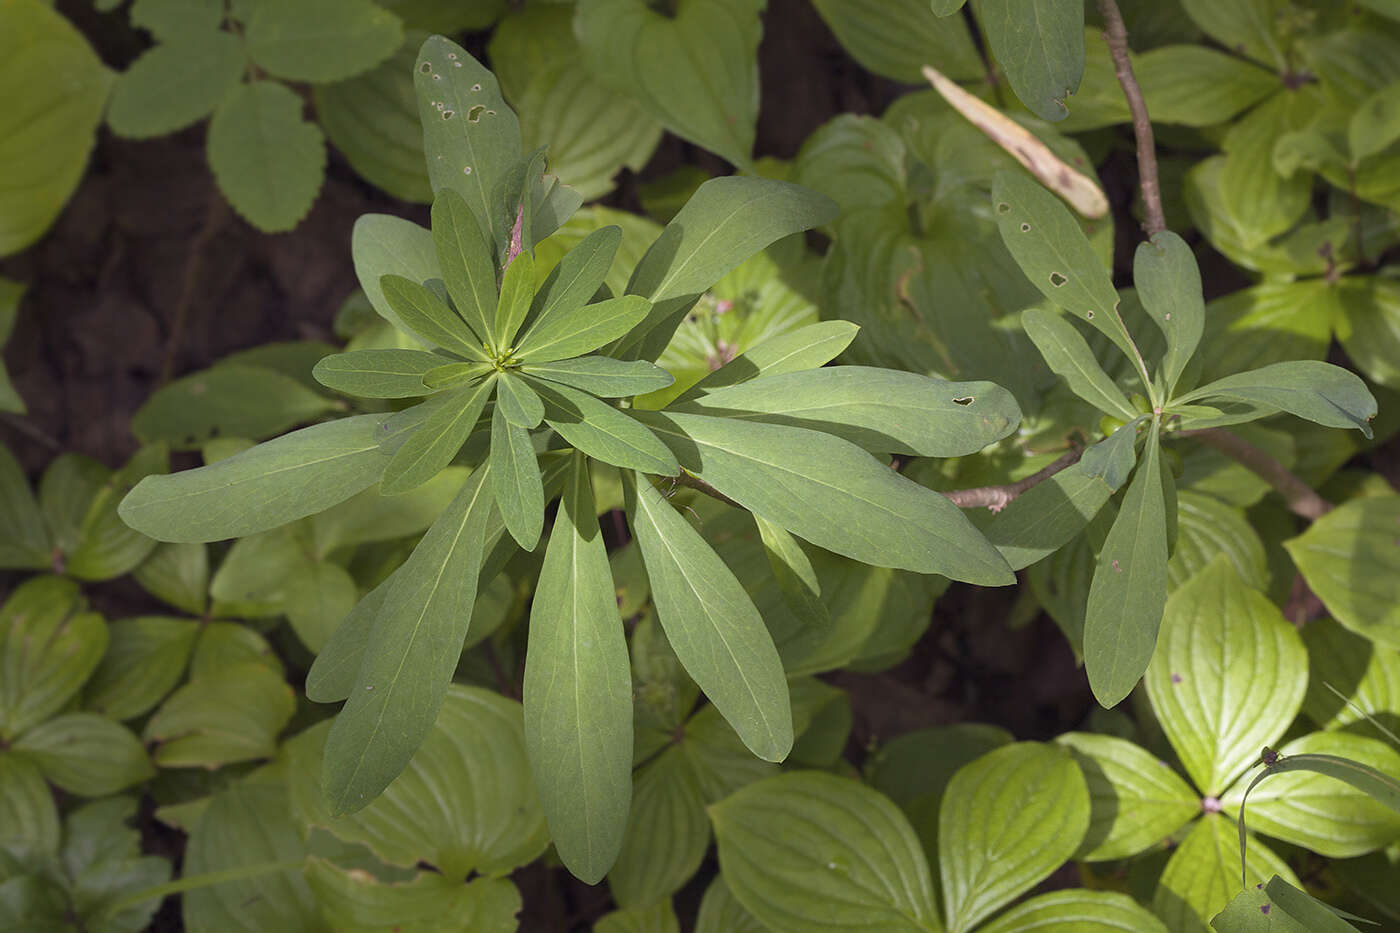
[106,31,244,138]
[810,0,983,83]
[322,464,496,814]
[939,742,1088,931]
[313,34,432,203]
[1335,276,1400,391]
[980,889,1170,933]
[1145,557,1307,796]
[1056,732,1198,861]
[0,577,104,739]
[132,365,336,448]
[696,875,767,933]
[311,467,470,554]
[59,796,170,930]
[1301,618,1400,736]
[380,273,489,361]
[1179,361,1378,439]
[13,714,153,797]
[1264,876,1375,932]
[313,348,444,399]
[1021,308,1136,419]
[82,617,198,721]
[1083,424,1169,708]
[1286,495,1400,649]
[422,361,492,390]
[415,38,522,251]
[575,0,762,168]
[495,251,534,348]
[119,413,394,543]
[755,513,829,629]
[129,0,224,39]
[516,296,653,363]
[0,278,24,414]
[1155,813,1298,933]
[1220,93,1316,247]
[489,405,543,550]
[1225,733,1400,857]
[992,170,1140,369]
[432,187,498,348]
[1179,0,1287,69]
[525,225,620,333]
[0,753,60,862]
[523,458,631,883]
[144,662,294,768]
[352,213,440,340]
[628,475,792,762]
[710,772,941,933]
[492,370,542,429]
[381,378,493,495]
[642,411,1013,584]
[208,81,325,233]
[596,901,682,933]
[1167,491,1269,593]
[284,560,358,652]
[976,0,1084,121]
[1134,46,1280,128]
[674,320,861,404]
[0,0,113,257]
[521,357,673,397]
[133,542,207,615]
[307,860,520,933]
[608,748,709,908]
[1350,79,1400,160]
[1211,885,1312,933]
[1135,231,1204,398]
[291,687,548,880]
[305,576,388,704]
[673,366,1020,458]
[244,0,402,82]
[535,380,679,474]
[0,442,51,569]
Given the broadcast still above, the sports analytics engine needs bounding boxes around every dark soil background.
[8,2,1383,929]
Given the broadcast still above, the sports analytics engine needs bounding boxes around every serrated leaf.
[1154,813,1299,933]
[1225,732,1400,857]
[381,378,493,495]
[1056,732,1198,861]
[641,411,1013,584]
[244,0,402,83]
[489,405,543,550]
[536,380,679,474]
[1179,361,1377,439]
[0,0,113,257]
[981,889,1170,933]
[144,662,294,768]
[322,464,495,813]
[521,357,673,397]
[1084,425,1169,708]
[711,771,940,933]
[208,81,325,233]
[1145,558,1308,796]
[494,370,543,428]
[576,0,762,168]
[977,0,1084,121]
[0,442,50,569]
[811,0,982,83]
[627,472,792,762]
[380,273,489,361]
[516,295,652,363]
[1136,231,1204,397]
[1285,495,1400,649]
[314,34,432,203]
[290,687,548,880]
[107,31,244,138]
[0,577,103,739]
[313,349,444,399]
[119,413,394,543]
[415,38,522,251]
[82,617,198,721]
[133,365,335,449]
[13,714,153,797]
[522,456,631,883]
[673,366,1020,458]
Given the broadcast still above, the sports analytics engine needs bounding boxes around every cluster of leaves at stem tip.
[116,35,1029,884]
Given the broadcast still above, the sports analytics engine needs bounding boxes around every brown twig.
[671,470,741,509]
[1096,0,1165,236]
[1181,428,1333,521]
[942,448,1084,511]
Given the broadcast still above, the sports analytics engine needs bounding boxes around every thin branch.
[671,470,741,509]
[943,448,1083,511]
[1096,0,1166,236]
[1182,428,1333,521]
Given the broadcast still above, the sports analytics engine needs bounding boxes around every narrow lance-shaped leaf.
[495,250,535,348]
[533,379,679,475]
[422,361,491,391]
[1022,308,1137,420]
[754,513,829,628]
[380,273,490,362]
[381,376,494,495]
[322,463,496,813]
[490,404,544,551]
[1177,360,1377,439]
[495,370,544,428]
[523,224,621,337]
[313,348,445,399]
[675,320,861,404]
[1135,231,1204,397]
[524,455,632,883]
[432,187,499,348]
[521,357,674,398]
[516,295,653,364]
[118,414,393,543]
[1084,420,1169,707]
[626,472,793,763]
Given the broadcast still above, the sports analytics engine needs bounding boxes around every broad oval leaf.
[939,742,1089,932]
[0,753,60,863]
[0,440,49,569]
[207,81,325,233]
[1145,557,1308,796]
[144,662,294,768]
[627,473,792,763]
[641,411,1014,585]
[12,713,153,796]
[1301,618,1400,735]
[1057,732,1199,861]
[608,747,710,908]
[1153,813,1299,933]
[0,576,105,738]
[106,31,244,138]
[1179,361,1378,439]
[979,889,1169,933]
[305,860,521,933]
[1335,274,1400,391]
[244,0,402,83]
[313,348,444,399]
[352,213,440,340]
[811,0,983,83]
[673,366,1020,458]
[1167,491,1269,593]
[119,414,394,543]
[82,616,198,721]
[977,0,1084,121]
[132,365,336,448]
[696,875,767,933]
[1285,494,1400,649]
[710,771,940,933]
[521,357,673,398]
